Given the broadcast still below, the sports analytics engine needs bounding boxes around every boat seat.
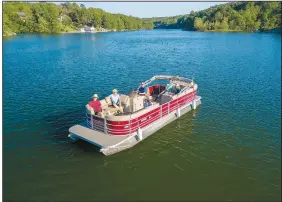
[99,94,130,116]
[120,95,129,105]
[105,96,112,105]
[99,99,118,115]
[105,106,119,115]
[100,99,109,110]
[160,93,173,105]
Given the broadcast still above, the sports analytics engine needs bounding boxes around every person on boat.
[110,89,123,113]
[173,84,181,94]
[166,81,174,92]
[138,82,148,96]
[86,94,103,116]
[144,96,153,108]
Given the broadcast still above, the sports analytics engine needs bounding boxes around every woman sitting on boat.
[110,89,123,113]
[86,94,103,116]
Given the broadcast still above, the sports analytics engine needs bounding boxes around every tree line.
[3,2,154,36]
[3,2,281,36]
[143,16,181,29]
[150,2,281,32]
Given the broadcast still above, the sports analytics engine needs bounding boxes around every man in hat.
[86,94,102,115]
[110,89,123,113]
[138,82,148,96]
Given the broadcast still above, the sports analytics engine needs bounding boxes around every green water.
[3,30,281,201]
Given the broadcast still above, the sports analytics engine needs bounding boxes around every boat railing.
[86,111,105,132]
[86,90,196,136]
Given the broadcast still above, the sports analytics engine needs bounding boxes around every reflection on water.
[3,30,281,201]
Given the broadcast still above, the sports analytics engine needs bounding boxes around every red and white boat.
[68,75,201,155]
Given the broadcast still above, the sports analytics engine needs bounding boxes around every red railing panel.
[86,90,197,136]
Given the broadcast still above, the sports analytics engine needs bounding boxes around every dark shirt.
[138,86,147,95]
[175,88,181,94]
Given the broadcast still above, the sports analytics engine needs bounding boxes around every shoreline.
[3,32,17,37]
[4,28,280,37]
[61,28,143,34]
[3,29,145,37]
[61,30,117,34]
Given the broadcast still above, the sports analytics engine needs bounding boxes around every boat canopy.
[141,75,194,88]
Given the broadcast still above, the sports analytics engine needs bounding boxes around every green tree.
[194,17,206,31]
[35,17,49,33]
[215,11,223,22]
[88,8,103,28]
[69,11,79,23]
[45,4,60,33]
[218,19,229,30]
[175,1,281,32]
[116,18,125,30]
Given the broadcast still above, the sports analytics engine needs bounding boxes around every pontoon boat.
[68,75,201,155]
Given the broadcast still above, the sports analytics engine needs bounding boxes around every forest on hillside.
[3,2,154,36]
[3,2,281,36]
[150,2,281,32]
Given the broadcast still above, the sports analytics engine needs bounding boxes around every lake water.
[3,30,281,201]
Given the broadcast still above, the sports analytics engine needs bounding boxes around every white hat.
[176,84,180,87]
[92,94,99,98]
[112,89,118,93]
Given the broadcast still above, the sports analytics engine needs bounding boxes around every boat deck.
[69,125,128,148]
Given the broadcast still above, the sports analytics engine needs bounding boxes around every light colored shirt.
[110,94,120,105]
[166,84,173,92]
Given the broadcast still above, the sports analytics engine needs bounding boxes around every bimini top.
[141,75,194,88]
